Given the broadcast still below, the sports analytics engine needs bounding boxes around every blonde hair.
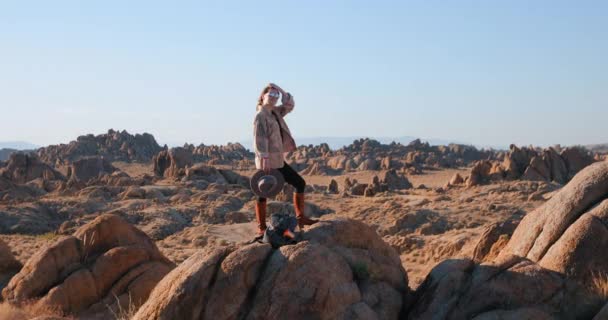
[256,85,276,111]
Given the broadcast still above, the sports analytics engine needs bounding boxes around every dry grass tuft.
[592,271,608,300]
[107,294,139,320]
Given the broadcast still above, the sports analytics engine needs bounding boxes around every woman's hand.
[268,83,285,95]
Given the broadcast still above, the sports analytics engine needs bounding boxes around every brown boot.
[255,199,267,236]
[294,192,318,228]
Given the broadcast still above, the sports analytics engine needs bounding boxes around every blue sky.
[1,1,606,148]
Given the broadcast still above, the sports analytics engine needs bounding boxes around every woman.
[253,83,318,236]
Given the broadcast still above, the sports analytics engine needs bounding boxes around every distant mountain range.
[0,141,39,161]
[0,141,40,150]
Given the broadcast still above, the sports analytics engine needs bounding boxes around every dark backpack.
[262,213,299,248]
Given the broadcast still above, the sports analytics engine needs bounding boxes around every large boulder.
[381,156,392,170]
[466,161,493,187]
[448,173,464,186]
[561,146,596,179]
[544,148,568,184]
[407,256,600,319]
[408,161,608,319]
[499,161,608,284]
[66,156,116,185]
[381,169,412,190]
[327,156,348,171]
[502,144,533,178]
[523,155,550,181]
[185,163,228,184]
[133,218,409,320]
[153,148,192,178]
[1,214,174,318]
[470,220,517,263]
[300,162,330,176]
[328,179,339,194]
[0,153,63,184]
[357,158,379,171]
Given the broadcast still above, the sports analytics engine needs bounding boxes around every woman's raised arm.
[269,83,295,117]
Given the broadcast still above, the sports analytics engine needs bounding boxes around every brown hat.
[250,169,285,198]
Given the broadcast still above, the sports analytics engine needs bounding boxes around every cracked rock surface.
[132,218,409,320]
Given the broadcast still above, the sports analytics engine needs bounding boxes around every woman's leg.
[255,197,267,236]
[277,162,306,193]
[278,162,317,227]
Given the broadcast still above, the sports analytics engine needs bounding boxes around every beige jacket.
[253,92,297,169]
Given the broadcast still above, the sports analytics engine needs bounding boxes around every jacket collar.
[260,106,279,118]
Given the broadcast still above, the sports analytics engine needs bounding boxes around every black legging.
[258,161,306,201]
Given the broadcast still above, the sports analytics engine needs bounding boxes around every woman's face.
[262,88,280,106]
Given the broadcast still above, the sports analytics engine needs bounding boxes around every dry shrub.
[592,271,608,300]
[107,294,138,320]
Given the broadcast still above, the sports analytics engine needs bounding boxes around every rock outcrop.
[466,145,596,186]
[498,160,608,284]
[2,214,175,318]
[0,153,63,185]
[328,179,339,194]
[189,142,253,164]
[133,218,409,320]
[343,170,412,197]
[37,129,162,164]
[287,138,497,176]
[300,162,330,176]
[153,147,192,178]
[408,256,600,319]
[185,163,228,184]
[66,156,116,185]
[408,161,608,319]
[381,169,413,190]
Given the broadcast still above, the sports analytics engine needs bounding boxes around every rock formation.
[133,218,409,320]
[66,156,116,185]
[2,214,175,318]
[465,145,596,186]
[153,147,192,178]
[408,161,608,319]
[37,129,162,164]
